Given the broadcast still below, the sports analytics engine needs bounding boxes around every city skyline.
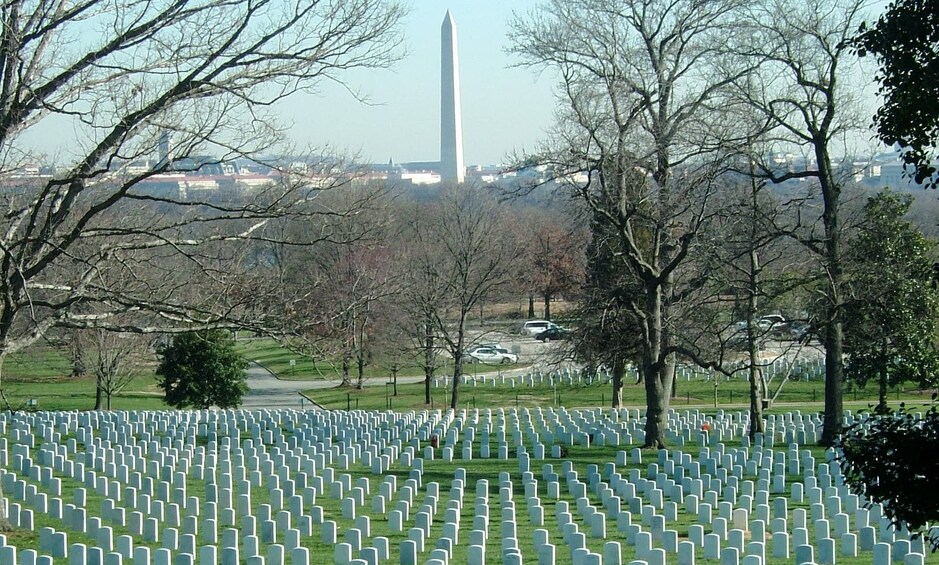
[18,2,891,170]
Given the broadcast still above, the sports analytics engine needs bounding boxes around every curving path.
[240,362,318,410]
[241,362,428,410]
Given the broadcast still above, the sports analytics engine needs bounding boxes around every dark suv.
[535,327,571,342]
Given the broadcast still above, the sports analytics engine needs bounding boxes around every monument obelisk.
[440,10,465,184]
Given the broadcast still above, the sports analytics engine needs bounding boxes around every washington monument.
[440,11,465,184]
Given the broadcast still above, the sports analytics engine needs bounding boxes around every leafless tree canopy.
[506,0,882,447]
[397,185,521,409]
[731,0,872,445]
[65,325,154,410]
[0,0,406,355]
[508,0,747,447]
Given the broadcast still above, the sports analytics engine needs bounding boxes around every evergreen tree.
[157,331,249,410]
[852,0,939,186]
[839,399,939,551]
[843,191,939,413]
[572,189,645,408]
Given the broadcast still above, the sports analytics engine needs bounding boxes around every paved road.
[239,363,314,410]
[240,362,426,410]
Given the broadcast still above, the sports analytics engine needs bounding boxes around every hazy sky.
[281,2,557,167]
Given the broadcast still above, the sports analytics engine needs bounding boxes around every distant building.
[157,131,174,167]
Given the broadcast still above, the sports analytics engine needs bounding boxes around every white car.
[464,346,518,364]
[730,315,787,334]
[466,343,502,354]
[758,314,787,331]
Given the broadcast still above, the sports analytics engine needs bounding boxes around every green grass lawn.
[234,339,938,413]
[1,339,933,414]
[0,346,168,411]
[304,372,937,413]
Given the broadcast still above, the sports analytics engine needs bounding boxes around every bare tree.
[693,170,818,438]
[398,186,520,409]
[66,327,154,410]
[387,195,447,406]
[735,0,872,445]
[0,0,406,348]
[0,0,405,526]
[243,180,398,385]
[325,244,397,388]
[509,0,746,447]
[519,209,587,320]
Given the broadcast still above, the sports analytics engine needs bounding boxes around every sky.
[281,1,557,167]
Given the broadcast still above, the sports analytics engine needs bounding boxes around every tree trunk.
[543,292,552,320]
[341,355,351,387]
[341,310,354,387]
[356,355,365,390]
[611,357,624,408]
[643,365,672,449]
[821,265,845,444]
[94,380,104,410]
[749,366,765,438]
[877,370,889,414]
[819,149,845,447]
[641,277,674,449]
[424,322,434,405]
[450,371,461,409]
[356,317,367,390]
[747,247,765,438]
[0,354,10,529]
[451,321,466,409]
[528,293,535,319]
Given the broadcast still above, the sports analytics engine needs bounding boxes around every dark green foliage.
[843,191,939,411]
[572,197,643,376]
[852,0,939,187]
[838,400,939,550]
[157,330,248,409]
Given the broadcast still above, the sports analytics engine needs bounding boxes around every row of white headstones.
[0,406,930,565]
[428,355,826,389]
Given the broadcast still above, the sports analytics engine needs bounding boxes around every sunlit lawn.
[2,339,935,414]
[305,372,938,413]
[1,346,168,411]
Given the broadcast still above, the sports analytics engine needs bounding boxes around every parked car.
[727,333,766,351]
[758,314,787,331]
[729,315,787,338]
[466,343,502,354]
[788,321,812,341]
[535,327,571,342]
[726,320,766,350]
[464,346,518,364]
[518,320,558,337]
